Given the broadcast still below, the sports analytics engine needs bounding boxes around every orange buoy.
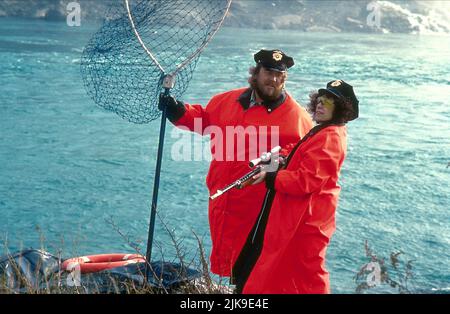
[62,253,146,274]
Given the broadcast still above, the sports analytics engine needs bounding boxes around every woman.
[231,80,359,294]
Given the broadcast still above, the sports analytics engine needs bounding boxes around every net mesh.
[81,0,231,124]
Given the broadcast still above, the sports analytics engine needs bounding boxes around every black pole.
[145,87,170,280]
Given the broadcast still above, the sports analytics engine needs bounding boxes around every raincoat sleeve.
[273,130,343,196]
[174,103,211,135]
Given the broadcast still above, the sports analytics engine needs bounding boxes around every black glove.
[158,93,186,122]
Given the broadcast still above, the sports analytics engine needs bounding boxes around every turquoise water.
[1,18,449,293]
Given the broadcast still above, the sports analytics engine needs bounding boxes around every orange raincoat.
[241,124,347,293]
[174,87,312,276]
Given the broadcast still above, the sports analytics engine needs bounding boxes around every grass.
[354,240,416,294]
[1,215,417,294]
[0,214,233,294]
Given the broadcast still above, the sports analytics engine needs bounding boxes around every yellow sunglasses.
[318,96,335,109]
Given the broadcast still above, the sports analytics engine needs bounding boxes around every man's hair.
[247,64,262,85]
[307,92,355,124]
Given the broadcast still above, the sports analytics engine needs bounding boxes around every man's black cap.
[254,49,294,73]
[319,80,359,121]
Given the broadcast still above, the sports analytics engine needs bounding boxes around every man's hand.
[158,93,180,111]
[158,93,186,122]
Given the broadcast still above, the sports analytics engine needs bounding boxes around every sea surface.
[0,18,449,293]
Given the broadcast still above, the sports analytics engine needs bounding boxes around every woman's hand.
[252,171,267,185]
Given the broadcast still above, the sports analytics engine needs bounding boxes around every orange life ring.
[62,253,146,274]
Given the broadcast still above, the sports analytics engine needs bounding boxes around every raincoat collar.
[238,88,286,113]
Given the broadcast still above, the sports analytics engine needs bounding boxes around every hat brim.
[318,88,343,99]
[260,63,287,73]
[264,67,286,73]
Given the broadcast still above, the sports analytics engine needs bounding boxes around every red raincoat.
[242,124,347,293]
[174,87,313,276]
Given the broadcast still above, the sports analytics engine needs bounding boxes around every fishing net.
[81,0,232,124]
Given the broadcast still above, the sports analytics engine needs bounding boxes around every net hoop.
[124,0,232,78]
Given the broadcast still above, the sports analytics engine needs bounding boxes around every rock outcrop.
[0,0,449,34]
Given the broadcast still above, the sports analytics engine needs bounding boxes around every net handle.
[124,0,232,77]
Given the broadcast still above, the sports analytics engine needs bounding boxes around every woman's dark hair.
[307,91,355,124]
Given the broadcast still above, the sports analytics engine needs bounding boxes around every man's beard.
[250,79,283,103]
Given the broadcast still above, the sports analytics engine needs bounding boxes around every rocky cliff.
[0,0,449,34]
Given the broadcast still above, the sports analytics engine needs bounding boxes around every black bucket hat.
[319,80,359,121]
